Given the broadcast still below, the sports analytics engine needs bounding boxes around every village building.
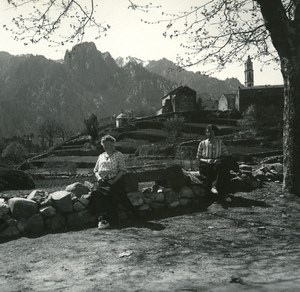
[115,112,130,128]
[218,94,236,111]
[218,56,284,113]
[235,84,284,112]
[156,86,197,115]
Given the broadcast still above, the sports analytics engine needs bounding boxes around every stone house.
[218,94,237,111]
[116,113,130,128]
[235,85,284,112]
[156,86,197,115]
[218,56,284,113]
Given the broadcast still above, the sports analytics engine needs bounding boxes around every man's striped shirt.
[196,138,229,159]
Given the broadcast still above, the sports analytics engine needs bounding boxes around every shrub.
[44,161,77,176]
[136,144,175,157]
[134,120,163,130]
[239,104,283,137]
[163,117,185,142]
[84,113,99,141]
[1,142,28,164]
[116,138,148,154]
[175,145,198,160]
[118,130,166,142]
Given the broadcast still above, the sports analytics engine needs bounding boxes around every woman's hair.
[101,134,116,145]
[206,124,219,135]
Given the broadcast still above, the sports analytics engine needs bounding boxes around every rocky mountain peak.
[116,56,150,68]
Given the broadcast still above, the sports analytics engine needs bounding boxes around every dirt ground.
[1,182,300,292]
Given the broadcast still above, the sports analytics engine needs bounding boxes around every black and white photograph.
[0,1,299,291]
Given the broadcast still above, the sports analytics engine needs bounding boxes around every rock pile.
[0,162,284,241]
[230,162,283,192]
[0,170,206,240]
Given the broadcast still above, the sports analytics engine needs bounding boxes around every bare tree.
[4,0,111,45]
[84,113,99,141]
[37,117,63,148]
[5,0,300,194]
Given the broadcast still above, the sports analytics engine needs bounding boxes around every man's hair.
[206,124,219,135]
[101,134,116,145]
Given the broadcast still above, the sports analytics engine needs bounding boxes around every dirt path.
[1,182,300,291]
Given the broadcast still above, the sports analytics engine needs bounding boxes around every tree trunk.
[281,57,300,195]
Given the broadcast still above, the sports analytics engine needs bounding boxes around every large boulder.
[164,189,180,205]
[178,186,194,199]
[124,164,186,192]
[127,192,144,207]
[65,182,90,198]
[0,200,10,217]
[73,198,89,212]
[66,210,94,229]
[0,166,35,191]
[8,198,38,218]
[27,190,48,205]
[263,163,284,174]
[0,226,20,239]
[45,214,66,231]
[39,206,56,217]
[17,213,44,234]
[49,191,73,213]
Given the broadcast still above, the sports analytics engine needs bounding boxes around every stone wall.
[0,162,283,241]
[0,165,206,241]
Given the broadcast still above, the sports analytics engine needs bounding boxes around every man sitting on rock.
[196,124,237,203]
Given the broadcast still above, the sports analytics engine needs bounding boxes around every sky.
[0,0,283,86]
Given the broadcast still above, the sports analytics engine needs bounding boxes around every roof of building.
[222,93,236,100]
[239,84,283,90]
[238,84,284,97]
[116,113,129,119]
[162,85,196,99]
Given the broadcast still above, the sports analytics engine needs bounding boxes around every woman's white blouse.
[93,151,126,180]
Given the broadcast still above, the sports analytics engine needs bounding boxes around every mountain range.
[0,42,242,138]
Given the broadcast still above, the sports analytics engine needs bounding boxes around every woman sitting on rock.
[196,124,236,203]
[88,134,139,229]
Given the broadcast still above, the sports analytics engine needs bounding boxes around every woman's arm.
[108,169,125,185]
[93,159,102,181]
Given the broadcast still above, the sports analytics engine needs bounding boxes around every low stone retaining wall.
[0,162,283,241]
[0,165,206,241]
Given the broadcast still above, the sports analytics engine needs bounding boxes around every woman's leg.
[88,189,107,218]
[199,161,215,196]
[213,159,231,196]
[110,177,140,220]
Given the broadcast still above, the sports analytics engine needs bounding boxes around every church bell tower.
[244,55,254,87]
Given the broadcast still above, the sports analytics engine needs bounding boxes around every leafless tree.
[5,0,300,194]
[4,0,111,45]
[37,117,64,148]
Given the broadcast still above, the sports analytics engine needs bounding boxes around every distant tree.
[37,118,63,148]
[163,116,185,142]
[84,113,99,141]
[1,142,28,164]
[5,0,300,193]
[196,97,203,110]
[239,104,283,136]
[134,106,156,117]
